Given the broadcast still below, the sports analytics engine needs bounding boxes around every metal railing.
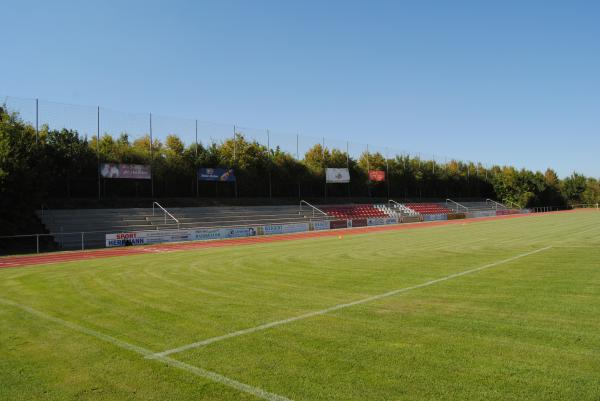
[445,199,469,212]
[388,199,402,208]
[504,199,522,209]
[571,203,600,210]
[152,202,180,228]
[485,199,507,210]
[299,200,328,218]
[388,199,420,216]
[0,230,103,254]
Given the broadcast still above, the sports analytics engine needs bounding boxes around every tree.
[562,173,588,204]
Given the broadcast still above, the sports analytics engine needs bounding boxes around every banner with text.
[325,168,350,183]
[191,227,256,240]
[263,222,310,235]
[106,230,190,247]
[198,168,236,182]
[368,170,386,182]
[100,163,151,180]
[107,227,257,247]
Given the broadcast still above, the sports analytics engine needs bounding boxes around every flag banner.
[368,170,386,182]
[100,163,151,179]
[325,168,350,183]
[198,168,236,182]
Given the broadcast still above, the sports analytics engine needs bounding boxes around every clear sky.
[2,0,599,177]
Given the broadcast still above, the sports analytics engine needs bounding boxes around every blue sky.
[2,0,599,177]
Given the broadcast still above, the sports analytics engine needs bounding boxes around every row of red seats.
[405,203,451,215]
[321,205,388,219]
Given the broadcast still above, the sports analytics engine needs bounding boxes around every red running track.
[0,210,583,269]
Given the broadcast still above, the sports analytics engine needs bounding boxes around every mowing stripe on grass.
[151,246,552,358]
[0,298,293,401]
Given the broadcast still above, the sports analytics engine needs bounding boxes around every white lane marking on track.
[0,298,293,401]
[151,246,552,358]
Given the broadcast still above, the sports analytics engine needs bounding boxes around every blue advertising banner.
[198,168,236,182]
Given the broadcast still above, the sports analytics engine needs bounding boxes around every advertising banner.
[191,227,256,240]
[325,168,350,183]
[192,228,226,241]
[423,213,448,222]
[106,230,190,247]
[350,218,367,228]
[330,220,348,229]
[312,220,331,231]
[368,170,386,182]
[100,163,151,180]
[367,217,386,226]
[107,227,257,247]
[447,213,466,220]
[402,215,421,223]
[496,209,520,216]
[466,210,496,219]
[198,168,236,182]
[263,223,309,235]
[384,217,398,225]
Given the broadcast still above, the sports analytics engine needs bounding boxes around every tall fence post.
[386,147,390,200]
[36,234,40,254]
[97,106,101,200]
[233,125,238,198]
[322,137,326,199]
[149,112,154,199]
[195,119,199,198]
[35,98,39,144]
[267,129,272,199]
[366,144,370,198]
[346,141,351,199]
[233,125,236,160]
[296,133,300,199]
[81,232,85,250]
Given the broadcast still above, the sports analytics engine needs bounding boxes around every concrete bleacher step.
[35,205,327,250]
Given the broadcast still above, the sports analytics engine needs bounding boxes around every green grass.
[1,212,600,401]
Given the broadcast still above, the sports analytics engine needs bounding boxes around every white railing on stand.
[299,200,328,218]
[504,200,522,209]
[152,202,180,229]
[445,199,468,212]
[486,199,507,210]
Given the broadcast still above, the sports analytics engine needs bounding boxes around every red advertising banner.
[100,163,151,180]
[329,220,348,229]
[350,218,367,227]
[369,170,385,182]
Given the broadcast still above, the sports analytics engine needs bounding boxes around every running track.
[0,210,584,269]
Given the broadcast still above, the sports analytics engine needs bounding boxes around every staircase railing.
[485,199,507,210]
[504,200,522,209]
[388,199,419,216]
[445,199,468,212]
[299,200,328,218]
[387,199,402,208]
[152,202,180,229]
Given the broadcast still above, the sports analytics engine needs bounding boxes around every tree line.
[1,106,598,233]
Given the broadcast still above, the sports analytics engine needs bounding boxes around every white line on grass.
[0,298,293,401]
[151,246,552,358]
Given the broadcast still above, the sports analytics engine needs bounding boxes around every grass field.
[1,211,599,401]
